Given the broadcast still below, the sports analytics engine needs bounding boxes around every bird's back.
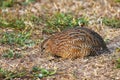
[41,27,109,59]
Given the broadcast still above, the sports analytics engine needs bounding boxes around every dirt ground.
[0,0,120,80]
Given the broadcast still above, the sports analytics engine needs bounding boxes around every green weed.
[0,13,42,30]
[2,49,22,59]
[115,0,120,2]
[0,67,56,79]
[32,66,57,79]
[0,0,14,7]
[43,12,88,33]
[0,31,34,47]
[0,68,27,80]
[2,49,14,58]
[22,0,36,5]
[102,17,120,28]
[116,47,120,52]
[116,58,120,68]
[104,38,110,44]
[30,15,42,24]
[0,17,26,30]
[0,0,36,7]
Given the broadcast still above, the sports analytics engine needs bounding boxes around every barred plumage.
[41,27,109,59]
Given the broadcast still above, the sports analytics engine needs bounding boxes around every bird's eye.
[43,47,45,50]
[41,47,45,52]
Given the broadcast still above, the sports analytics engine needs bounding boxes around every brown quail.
[41,27,109,59]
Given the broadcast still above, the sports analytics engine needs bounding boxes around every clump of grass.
[0,17,26,30]
[0,68,27,80]
[102,17,120,28]
[2,49,14,59]
[0,0,14,8]
[22,0,36,6]
[104,38,110,44]
[0,31,34,47]
[116,58,120,68]
[30,15,42,25]
[0,67,56,79]
[2,49,22,59]
[116,47,120,52]
[43,12,89,33]
[0,0,36,8]
[0,13,43,30]
[32,66,57,79]
[115,0,120,3]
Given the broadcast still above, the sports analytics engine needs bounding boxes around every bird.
[41,27,109,59]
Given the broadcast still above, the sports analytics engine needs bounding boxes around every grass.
[0,17,26,30]
[32,66,57,79]
[116,58,120,68]
[102,17,120,28]
[43,12,89,33]
[104,38,110,44]
[115,0,120,2]
[0,31,34,47]
[22,0,36,6]
[30,15,42,25]
[115,48,120,68]
[0,0,14,7]
[2,49,22,59]
[116,47,120,52]
[0,0,36,8]
[2,49,14,59]
[0,68,27,80]
[0,11,42,30]
[0,67,57,80]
